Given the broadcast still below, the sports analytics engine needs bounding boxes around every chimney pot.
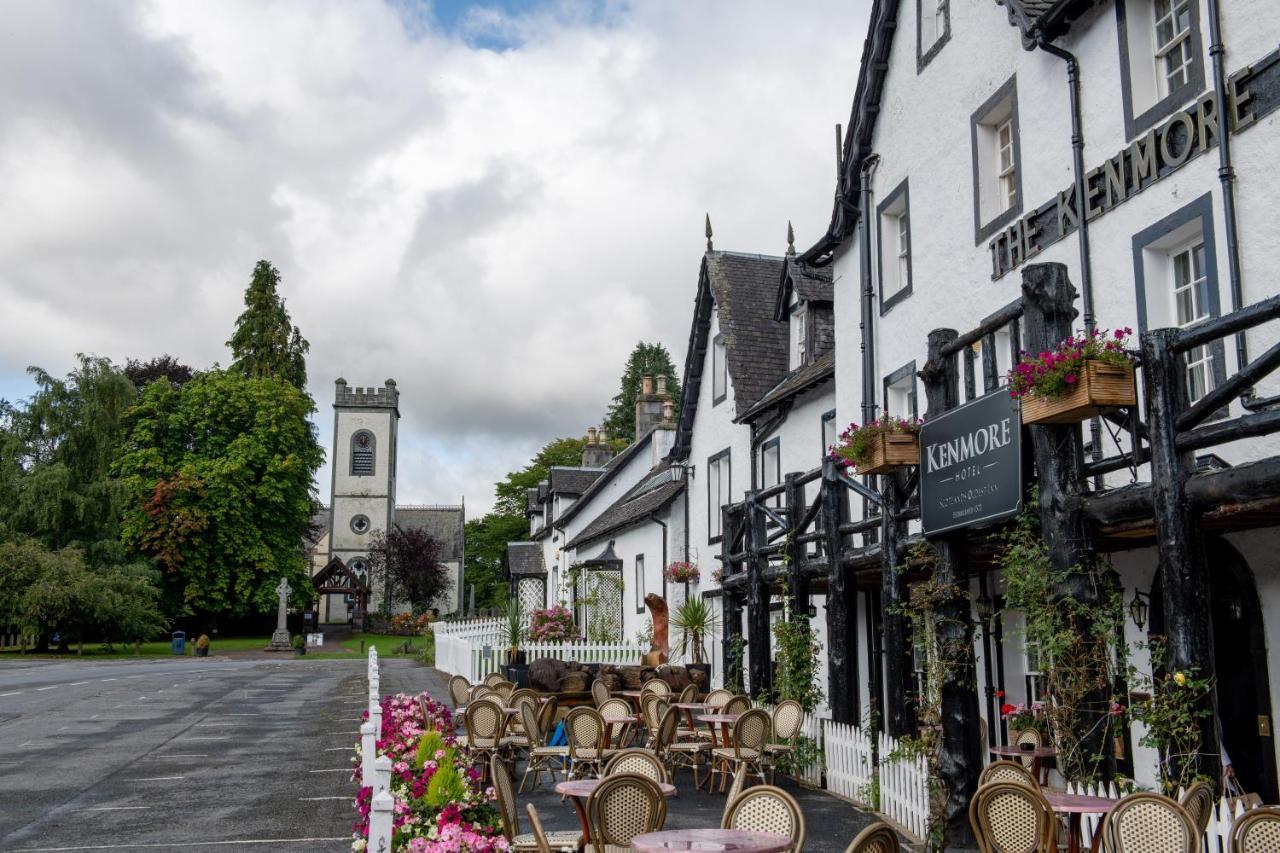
[641,375,654,396]
[656,375,668,395]
[587,427,598,444]
[662,400,675,422]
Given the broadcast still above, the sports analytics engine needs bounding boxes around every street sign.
[920,390,1023,536]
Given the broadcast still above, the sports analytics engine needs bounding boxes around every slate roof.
[736,350,837,424]
[549,466,605,496]
[395,506,465,561]
[506,541,546,576]
[526,488,540,515]
[565,467,686,550]
[775,257,834,321]
[306,506,330,547]
[552,428,659,531]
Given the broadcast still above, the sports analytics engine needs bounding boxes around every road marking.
[298,796,351,800]
[323,747,354,751]
[224,713,259,716]
[78,806,152,812]
[12,837,351,850]
[36,685,60,691]
[126,776,185,782]
[183,736,229,741]
[145,753,207,759]
[306,768,353,773]
[100,678,117,682]
[68,681,90,686]
[0,691,22,697]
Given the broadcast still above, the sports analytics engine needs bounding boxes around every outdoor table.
[631,829,791,853]
[673,702,716,741]
[554,778,677,843]
[1042,790,1116,853]
[697,714,742,792]
[989,744,1057,785]
[602,714,639,747]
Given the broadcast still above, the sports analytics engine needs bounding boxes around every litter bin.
[171,631,186,656]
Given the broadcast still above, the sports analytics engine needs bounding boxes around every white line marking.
[68,681,90,686]
[224,713,259,716]
[79,806,152,812]
[0,691,22,697]
[306,768,353,773]
[126,776,185,782]
[11,837,351,850]
[183,736,229,741]
[145,754,206,759]
[298,796,351,800]
[323,747,354,751]
[36,685,60,691]
[100,678,117,682]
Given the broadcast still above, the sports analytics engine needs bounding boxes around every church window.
[350,514,371,535]
[351,430,375,476]
[349,557,368,579]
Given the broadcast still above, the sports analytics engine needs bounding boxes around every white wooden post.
[373,754,392,793]
[361,722,377,787]
[370,704,382,742]
[368,789,394,852]
[369,688,380,717]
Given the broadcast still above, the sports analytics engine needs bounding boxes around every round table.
[988,744,1057,785]
[602,714,639,747]
[1042,791,1116,853]
[554,778,678,842]
[673,702,716,742]
[697,714,742,792]
[631,829,791,853]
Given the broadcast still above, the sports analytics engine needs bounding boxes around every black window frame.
[712,333,728,406]
[350,429,376,477]
[759,436,782,511]
[878,178,914,315]
[883,360,920,420]
[635,554,646,613]
[707,448,731,544]
[1115,0,1205,141]
[916,0,951,72]
[970,75,1023,245]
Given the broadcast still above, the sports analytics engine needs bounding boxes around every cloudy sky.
[0,0,866,517]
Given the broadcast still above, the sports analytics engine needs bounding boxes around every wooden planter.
[854,432,920,475]
[1019,361,1137,425]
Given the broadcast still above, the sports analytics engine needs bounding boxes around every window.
[760,438,781,510]
[350,430,375,476]
[712,333,727,405]
[350,514,371,535]
[707,449,731,541]
[1024,640,1044,704]
[349,557,368,579]
[791,302,807,368]
[635,554,645,613]
[1116,0,1203,139]
[917,0,950,70]
[970,77,1022,243]
[883,361,919,420]
[1172,241,1214,401]
[821,410,838,456]
[877,179,912,313]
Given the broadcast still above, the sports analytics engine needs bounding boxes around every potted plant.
[663,561,700,585]
[830,414,922,475]
[504,600,529,685]
[291,634,306,656]
[1009,327,1137,425]
[195,634,210,657]
[671,596,720,685]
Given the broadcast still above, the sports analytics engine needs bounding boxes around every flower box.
[1019,360,1137,425]
[855,432,920,475]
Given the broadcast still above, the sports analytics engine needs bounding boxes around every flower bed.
[526,606,577,642]
[352,692,508,852]
[829,415,922,475]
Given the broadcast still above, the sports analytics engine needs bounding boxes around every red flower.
[1000,702,1017,717]
[995,690,1004,699]
[1064,374,1077,385]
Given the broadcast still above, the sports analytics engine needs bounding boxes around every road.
[0,655,443,852]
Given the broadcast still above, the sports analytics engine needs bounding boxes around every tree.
[226,260,310,390]
[367,524,450,613]
[116,369,324,616]
[493,437,590,517]
[601,341,682,444]
[124,356,195,391]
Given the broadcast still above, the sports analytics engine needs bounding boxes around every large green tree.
[116,370,324,615]
[227,260,310,390]
[601,341,682,444]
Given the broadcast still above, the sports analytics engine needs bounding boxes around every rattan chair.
[712,707,770,790]
[668,712,714,788]
[537,695,558,735]
[470,684,497,702]
[597,697,636,747]
[978,759,1038,787]
[641,695,670,748]
[722,769,748,823]
[1230,805,1280,853]
[1012,728,1044,782]
[642,678,673,699]
[705,688,733,708]
[490,756,583,852]
[723,694,752,716]
[968,780,1057,853]
[519,699,567,792]
[592,679,612,707]
[585,772,668,853]
[648,707,680,777]
[722,784,806,852]
[525,804,553,853]
[484,672,507,687]
[460,698,512,771]
[604,748,669,783]
[844,821,900,853]
[1100,792,1197,853]
[763,700,806,783]
[565,707,615,779]
[491,680,516,701]
[448,674,471,707]
[1179,780,1214,837]
[677,683,697,703]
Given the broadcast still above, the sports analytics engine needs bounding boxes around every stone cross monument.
[266,577,293,651]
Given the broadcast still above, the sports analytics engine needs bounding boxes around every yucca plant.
[505,599,524,654]
[671,596,720,664]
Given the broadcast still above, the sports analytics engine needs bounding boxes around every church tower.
[328,378,399,608]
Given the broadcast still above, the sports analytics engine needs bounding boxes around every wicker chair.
[519,700,567,792]
[1230,806,1280,853]
[491,681,516,701]
[723,695,752,716]
[604,748,669,783]
[1179,780,1214,837]
[597,697,636,747]
[763,700,806,783]
[448,674,471,707]
[585,772,668,853]
[722,769,748,823]
[470,684,497,702]
[490,756,582,852]
[642,678,672,699]
[712,707,770,790]
[592,679,611,707]
[537,695,559,736]
[722,785,806,852]
[641,695,670,748]
[677,683,697,703]
[705,688,733,708]
[1100,792,1197,853]
[968,780,1057,853]
[484,672,507,687]
[525,804,553,853]
[565,707,615,779]
[978,759,1038,787]
[844,821,900,853]
[1013,728,1045,782]
[460,698,512,772]
[668,713,714,788]
[648,707,680,778]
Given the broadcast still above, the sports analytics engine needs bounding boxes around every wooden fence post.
[880,470,915,739]
[784,473,809,616]
[721,504,743,691]
[746,492,773,700]
[822,458,858,725]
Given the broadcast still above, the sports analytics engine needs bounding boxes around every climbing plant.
[1126,636,1214,795]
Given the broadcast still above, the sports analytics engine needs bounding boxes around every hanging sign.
[920,391,1022,536]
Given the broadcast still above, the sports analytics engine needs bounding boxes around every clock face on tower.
[355,432,371,449]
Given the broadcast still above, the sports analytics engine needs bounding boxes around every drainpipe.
[858,155,881,426]
[652,514,668,602]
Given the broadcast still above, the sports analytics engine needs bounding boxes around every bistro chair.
[491,681,516,701]
[1100,792,1197,853]
[977,760,1038,787]
[525,804,553,853]
[537,694,559,738]
[723,694,752,716]
[677,683,697,703]
[470,684,497,702]
[585,772,668,853]
[668,715,714,788]
[844,821,901,853]
[968,780,1057,853]
[1230,806,1280,853]
[648,707,680,778]
[705,688,733,709]
[763,700,806,783]
[1179,780,1214,837]
[519,700,567,792]
[448,674,471,707]
[490,756,582,852]
[722,769,748,823]
[604,748,669,783]
[565,707,615,779]
[597,697,636,747]
[484,672,507,687]
[642,678,672,700]
[592,679,611,707]
[712,707,770,790]
[641,695,670,748]
[460,698,512,772]
[1013,728,1048,785]
[722,785,806,852]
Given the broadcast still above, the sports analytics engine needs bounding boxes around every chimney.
[635,374,671,440]
[651,399,678,467]
[581,426,614,468]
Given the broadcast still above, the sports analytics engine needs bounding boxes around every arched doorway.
[312,558,370,631]
[1150,537,1277,801]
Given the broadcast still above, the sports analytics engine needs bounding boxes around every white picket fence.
[822,722,932,840]
[823,720,876,801]
[1064,781,1257,852]
[431,619,645,682]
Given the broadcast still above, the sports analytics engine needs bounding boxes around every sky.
[0,0,867,518]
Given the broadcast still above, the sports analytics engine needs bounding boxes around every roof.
[995,0,1097,46]
[671,251,789,459]
[395,505,465,561]
[736,350,836,424]
[774,257,834,322]
[506,542,546,576]
[552,428,659,530]
[306,506,330,547]
[526,488,540,515]
[548,466,605,496]
[565,467,686,550]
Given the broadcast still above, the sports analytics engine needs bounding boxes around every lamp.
[974,592,995,624]
[808,604,818,618]
[1128,589,1150,631]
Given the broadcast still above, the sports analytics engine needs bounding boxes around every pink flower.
[1064,374,1077,385]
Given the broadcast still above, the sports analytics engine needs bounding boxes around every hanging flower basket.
[1009,328,1138,425]
[829,415,921,476]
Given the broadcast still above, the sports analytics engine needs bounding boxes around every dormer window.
[791,302,807,368]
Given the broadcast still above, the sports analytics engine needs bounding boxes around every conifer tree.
[602,341,682,444]
[226,260,310,390]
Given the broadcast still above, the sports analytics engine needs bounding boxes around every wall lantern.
[1128,589,1151,631]
[807,604,818,618]
[974,592,995,624]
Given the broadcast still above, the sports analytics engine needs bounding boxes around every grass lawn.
[0,630,428,661]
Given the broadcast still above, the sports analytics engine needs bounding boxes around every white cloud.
[0,0,866,516]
